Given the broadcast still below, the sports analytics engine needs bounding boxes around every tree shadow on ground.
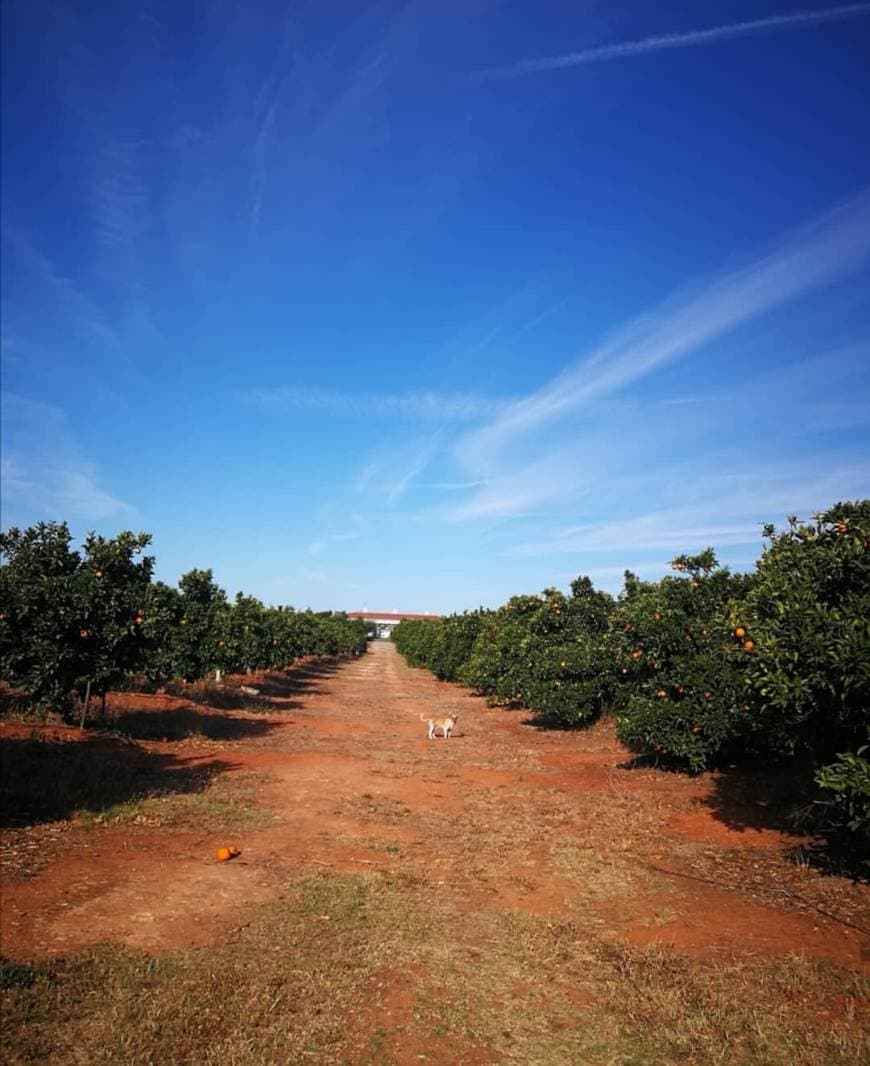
[105,705,285,742]
[701,757,868,881]
[0,733,242,829]
[160,681,275,712]
[247,660,344,698]
[521,712,600,732]
[616,751,698,774]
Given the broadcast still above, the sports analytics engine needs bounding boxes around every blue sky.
[2,1,869,613]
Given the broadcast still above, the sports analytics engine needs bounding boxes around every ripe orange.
[734,627,746,638]
[656,689,666,698]
[743,640,754,651]
[94,569,103,578]
[216,846,240,862]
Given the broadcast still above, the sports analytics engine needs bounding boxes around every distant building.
[346,610,440,640]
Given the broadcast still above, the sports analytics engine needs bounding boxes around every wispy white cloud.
[355,434,442,504]
[3,229,120,351]
[243,386,513,422]
[509,464,870,557]
[1,393,134,523]
[476,3,870,80]
[458,191,870,484]
[93,138,150,255]
[249,17,295,232]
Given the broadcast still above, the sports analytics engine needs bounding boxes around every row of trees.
[0,522,369,720]
[394,501,870,838]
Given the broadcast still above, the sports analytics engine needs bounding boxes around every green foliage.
[394,500,869,842]
[743,501,870,758]
[814,746,870,835]
[1,523,368,714]
[610,553,757,771]
[0,523,153,711]
[396,578,614,725]
[393,612,486,682]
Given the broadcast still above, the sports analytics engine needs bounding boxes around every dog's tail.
[419,714,430,722]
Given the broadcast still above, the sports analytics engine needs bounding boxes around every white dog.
[420,713,458,740]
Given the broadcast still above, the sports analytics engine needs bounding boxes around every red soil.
[2,643,867,977]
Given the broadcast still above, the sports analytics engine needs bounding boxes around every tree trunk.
[78,679,92,733]
[100,691,107,720]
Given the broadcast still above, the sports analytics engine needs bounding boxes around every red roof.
[347,611,441,621]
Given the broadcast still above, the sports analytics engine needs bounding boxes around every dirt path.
[4,641,867,964]
[3,643,869,1062]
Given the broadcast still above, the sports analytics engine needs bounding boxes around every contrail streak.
[476,3,870,80]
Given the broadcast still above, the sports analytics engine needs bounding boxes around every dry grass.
[4,649,868,1064]
[3,869,867,1065]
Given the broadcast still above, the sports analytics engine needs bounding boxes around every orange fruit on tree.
[734,627,746,638]
[743,640,754,651]
[656,689,666,698]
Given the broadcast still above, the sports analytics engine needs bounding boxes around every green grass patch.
[83,772,274,830]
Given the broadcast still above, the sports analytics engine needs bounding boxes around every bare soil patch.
[3,643,868,1064]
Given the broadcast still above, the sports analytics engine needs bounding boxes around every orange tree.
[392,616,445,669]
[743,501,870,835]
[224,593,270,674]
[396,581,614,724]
[455,578,615,723]
[141,580,185,681]
[152,568,230,682]
[74,530,154,717]
[264,605,301,669]
[607,551,757,770]
[393,612,486,682]
[1,522,87,710]
[0,523,153,717]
